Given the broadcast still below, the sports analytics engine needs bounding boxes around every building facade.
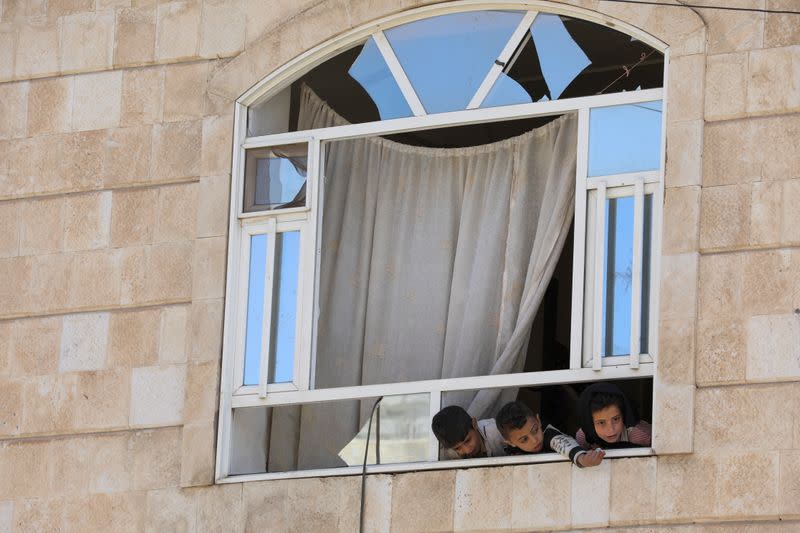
[0,0,798,531]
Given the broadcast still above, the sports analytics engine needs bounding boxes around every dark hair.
[431,405,473,448]
[589,392,625,417]
[495,401,534,439]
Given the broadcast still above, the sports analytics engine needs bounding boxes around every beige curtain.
[267,86,576,471]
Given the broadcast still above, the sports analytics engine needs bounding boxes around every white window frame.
[216,1,668,483]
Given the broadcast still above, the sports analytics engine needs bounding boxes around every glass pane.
[384,10,526,113]
[589,101,663,177]
[243,144,307,212]
[247,86,291,137]
[601,194,653,357]
[530,14,590,100]
[269,231,300,384]
[348,37,413,120]
[229,394,430,474]
[480,72,532,108]
[243,234,267,386]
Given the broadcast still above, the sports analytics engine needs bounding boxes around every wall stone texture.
[0,0,799,530]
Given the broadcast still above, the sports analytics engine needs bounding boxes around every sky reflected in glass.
[385,10,525,113]
[589,101,662,176]
[530,14,591,100]
[480,72,532,108]
[244,234,267,386]
[254,157,306,207]
[348,38,414,120]
[270,231,300,384]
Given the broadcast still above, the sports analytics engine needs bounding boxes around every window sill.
[216,447,654,484]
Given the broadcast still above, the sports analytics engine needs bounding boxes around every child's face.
[450,420,485,458]
[592,404,624,442]
[504,414,543,453]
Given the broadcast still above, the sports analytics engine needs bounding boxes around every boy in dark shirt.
[495,401,605,468]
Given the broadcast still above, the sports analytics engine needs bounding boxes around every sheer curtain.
[268,86,577,470]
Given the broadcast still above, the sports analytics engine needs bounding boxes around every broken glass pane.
[384,10,526,113]
[243,144,307,212]
[480,72,532,108]
[348,37,414,120]
[530,14,591,100]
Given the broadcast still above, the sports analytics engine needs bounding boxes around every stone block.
[20,373,78,435]
[390,469,455,533]
[145,488,196,532]
[155,182,198,243]
[130,364,186,426]
[12,497,64,533]
[85,432,131,493]
[71,71,122,132]
[66,250,122,309]
[705,3,764,55]
[111,187,158,247]
[783,179,800,244]
[741,249,795,316]
[19,197,64,256]
[698,252,743,320]
[0,256,32,316]
[0,440,53,499]
[750,181,783,246]
[665,121,702,188]
[27,77,72,137]
[779,449,800,515]
[361,475,392,533]
[73,369,130,431]
[146,242,193,302]
[64,191,112,252]
[700,185,750,250]
[155,1,201,61]
[659,253,698,321]
[131,427,182,490]
[104,125,153,186]
[150,120,202,179]
[195,484,245,533]
[58,130,107,191]
[180,420,216,486]
[114,7,156,67]
[0,138,36,198]
[11,316,61,377]
[121,67,164,127]
[0,82,27,141]
[61,11,114,73]
[716,452,779,518]
[159,304,189,364]
[747,314,800,381]
[656,454,717,521]
[0,321,10,376]
[510,462,571,530]
[199,0,246,58]
[48,0,94,16]
[0,500,11,533]
[192,236,227,299]
[609,456,656,525]
[196,175,230,238]
[243,480,290,532]
[62,493,146,533]
[60,312,109,372]
[119,245,148,305]
[15,21,60,79]
[666,54,704,123]
[696,318,746,385]
[26,253,70,314]
[747,46,800,116]
[184,361,218,422]
[201,114,233,177]
[662,186,700,254]
[0,30,14,81]
[695,384,793,453]
[108,308,160,368]
[657,319,695,386]
[571,460,610,527]
[705,52,748,121]
[0,200,19,257]
[190,298,224,362]
[0,381,21,437]
[652,383,693,455]
[453,466,512,531]
[163,62,208,122]
[243,0,320,47]
[766,0,800,47]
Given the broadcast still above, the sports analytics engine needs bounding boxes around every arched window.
[218,5,665,480]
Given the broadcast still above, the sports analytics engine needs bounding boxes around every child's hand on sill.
[577,448,605,468]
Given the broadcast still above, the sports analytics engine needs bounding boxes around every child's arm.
[627,420,652,447]
[544,425,605,468]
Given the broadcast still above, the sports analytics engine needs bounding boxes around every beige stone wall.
[0,0,798,531]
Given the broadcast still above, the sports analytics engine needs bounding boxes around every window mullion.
[259,219,278,398]
[467,10,538,110]
[629,180,645,368]
[427,388,442,461]
[372,30,427,116]
[591,181,607,371]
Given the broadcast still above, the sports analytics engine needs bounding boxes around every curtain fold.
[268,85,577,471]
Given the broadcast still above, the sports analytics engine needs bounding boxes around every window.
[218,6,666,481]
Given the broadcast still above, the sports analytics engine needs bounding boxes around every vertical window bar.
[259,218,278,398]
[629,180,644,368]
[570,108,590,369]
[592,181,607,371]
[372,31,427,116]
[427,389,442,461]
[467,11,538,109]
